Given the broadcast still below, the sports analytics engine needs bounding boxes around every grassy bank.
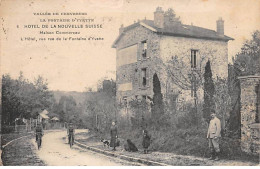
[82,127,259,164]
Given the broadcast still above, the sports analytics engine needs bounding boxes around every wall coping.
[249,123,260,129]
[238,75,260,80]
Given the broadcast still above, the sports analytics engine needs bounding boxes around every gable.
[112,23,157,49]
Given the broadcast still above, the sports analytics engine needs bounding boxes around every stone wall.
[116,24,161,105]
[160,36,228,103]
[115,23,230,116]
[239,75,260,154]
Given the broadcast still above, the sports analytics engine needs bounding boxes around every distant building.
[112,7,233,116]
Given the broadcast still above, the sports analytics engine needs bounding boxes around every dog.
[101,138,110,148]
[124,139,138,152]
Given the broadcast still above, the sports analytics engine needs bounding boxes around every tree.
[151,73,164,123]
[214,77,232,130]
[83,79,117,133]
[234,30,260,76]
[226,30,260,135]
[203,60,215,123]
[129,99,149,130]
[2,73,54,127]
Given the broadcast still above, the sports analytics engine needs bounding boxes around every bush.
[2,125,15,134]
[176,108,197,129]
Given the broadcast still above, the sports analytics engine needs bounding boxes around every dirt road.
[33,130,140,166]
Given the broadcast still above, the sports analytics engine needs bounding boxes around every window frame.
[141,40,148,60]
[191,49,198,69]
[141,68,147,87]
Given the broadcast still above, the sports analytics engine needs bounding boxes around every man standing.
[35,123,43,142]
[110,121,118,151]
[67,123,75,145]
[207,112,221,161]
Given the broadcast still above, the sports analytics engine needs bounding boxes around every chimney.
[154,7,164,28]
[119,24,124,34]
[216,17,224,36]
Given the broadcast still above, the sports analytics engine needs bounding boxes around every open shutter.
[138,68,141,88]
[137,42,142,61]
[197,50,200,70]
[147,67,150,87]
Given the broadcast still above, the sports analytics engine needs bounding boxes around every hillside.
[52,90,87,105]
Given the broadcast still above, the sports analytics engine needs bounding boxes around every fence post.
[15,120,17,132]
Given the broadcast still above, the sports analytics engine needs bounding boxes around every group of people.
[34,122,75,148]
[109,121,151,154]
[109,110,222,160]
[34,111,222,160]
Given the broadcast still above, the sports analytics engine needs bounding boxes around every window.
[142,95,147,101]
[134,68,138,84]
[123,96,127,107]
[141,68,147,87]
[191,50,197,68]
[142,41,147,59]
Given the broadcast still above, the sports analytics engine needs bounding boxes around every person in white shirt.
[207,112,221,161]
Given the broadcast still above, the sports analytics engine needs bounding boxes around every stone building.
[112,7,233,116]
[238,75,260,154]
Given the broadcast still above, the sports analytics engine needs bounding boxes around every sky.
[1,0,260,92]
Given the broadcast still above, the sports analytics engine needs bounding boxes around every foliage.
[164,8,181,23]
[151,73,164,124]
[213,77,232,133]
[83,79,117,133]
[2,72,54,126]
[202,60,215,123]
[128,99,149,130]
[176,106,198,129]
[226,30,260,135]
[52,95,81,123]
[227,64,241,134]
[233,30,260,76]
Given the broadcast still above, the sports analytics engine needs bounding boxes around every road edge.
[1,129,64,166]
[74,141,169,166]
[0,149,2,166]
[1,133,33,166]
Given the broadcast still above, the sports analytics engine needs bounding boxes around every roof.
[51,117,59,121]
[40,109,49,115]
[39,113,49,119]
[48,112,60,118]
[112,20,234,48]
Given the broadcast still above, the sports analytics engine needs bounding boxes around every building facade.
[112,7,233,116]
[238,75,260,154]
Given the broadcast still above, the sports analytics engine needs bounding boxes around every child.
[142,130,151,154]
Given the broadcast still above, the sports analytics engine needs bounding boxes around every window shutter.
[137,42,142,61]
[190,50,193,68]
[147,67,150,87]
[197,50,200,69]
[138,68,141,88]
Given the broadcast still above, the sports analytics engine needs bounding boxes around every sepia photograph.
[0,0,259,166]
